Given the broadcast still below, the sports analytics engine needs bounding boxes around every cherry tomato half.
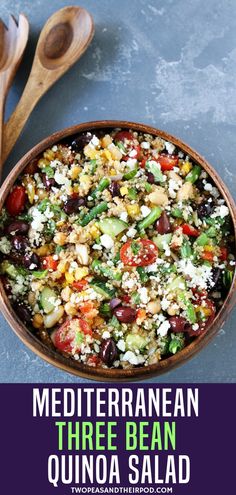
[182,223,200,237]
[158,154,179,171]
[42,256,58,271]
[123,144,142,161]
[219,247,228,261]
[72,279,88,291]
[6,186,26,216]
[52,318,92,354]
[120,239,158,267]
[114,130,134,142]
[201,250,214,262]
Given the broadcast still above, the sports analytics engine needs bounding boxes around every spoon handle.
[1,71,48,164]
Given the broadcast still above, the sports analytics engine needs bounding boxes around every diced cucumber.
[90,279,116,299]
[40,287,57,314]
[180,239,192,258]
[126,334,147,351]
[145,160,164,182]
[153,233,172,250]
[99,217,128,238]
[0,261,20,279]
[167,276,186,292]
[32,270,48,279]
[195,233,209,246]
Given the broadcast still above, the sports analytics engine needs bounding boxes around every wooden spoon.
[1,6,94,168]
[0,14,29,176]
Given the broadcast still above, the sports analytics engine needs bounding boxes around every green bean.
[127,187,137,200]
[178,292,197,324]
[185,165,201,184]
[180,239,192,258]
[137,207,162,231]
[90,178,110,200]
[80,202,108,226]
[123,168,138,180]
[171,207,183,218]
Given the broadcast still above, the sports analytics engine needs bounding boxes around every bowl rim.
[0,119,236,382]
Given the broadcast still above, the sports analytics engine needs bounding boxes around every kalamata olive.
[6,221,29,235]
[100,338,118,366]
[195,179,205,192]
[71,132,92,151]
[42,174,56,190]
[197,200,214,219]
[113,306,136,323]
[146,172,155,184]
[14,303,32,323]
[12,235,29,252]
[24,159,38,175]
[23,253,40,268]
[63,196,86,214]
[109,181,120,197]
[155,211,172,234]
[169,316,192,333]
[109,298,122,310]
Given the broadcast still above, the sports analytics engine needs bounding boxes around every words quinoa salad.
[0,129,235,369]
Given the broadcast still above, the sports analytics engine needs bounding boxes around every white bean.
[44,306,64,328]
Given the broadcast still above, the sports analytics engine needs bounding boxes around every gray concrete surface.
[0,0,235,383]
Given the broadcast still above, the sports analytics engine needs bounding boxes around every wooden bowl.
[0,120,235,381]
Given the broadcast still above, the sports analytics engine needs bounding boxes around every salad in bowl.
[0,125,235,372]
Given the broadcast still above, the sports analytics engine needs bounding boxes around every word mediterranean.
[33,387,199,418]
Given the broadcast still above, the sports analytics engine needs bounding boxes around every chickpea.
[147,299,161,314]
[64,302,78,316]
[32,313,44,329]
[54,232,67,246]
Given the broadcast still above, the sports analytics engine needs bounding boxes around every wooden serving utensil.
[1,6,94,169]
[0,14,29,177]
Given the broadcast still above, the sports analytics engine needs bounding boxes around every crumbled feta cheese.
[121,235,128,242]
[126,158,137,169]
[157,320,171,337]
[102,331,111,339]
[165,141,175,154]
[138,287,149,304]
[126,227,137,238]
[178,259,213,290]
[121,351,145,365]
[117,339,126,352]
[141,141,150,149]
[119,211,128,222]
[161,298,170,311]
[212,205,229,218]
[92,244,102,250]
[31,208,47,232]
[90,135,100,147]
[100,234,114,249]
[192,323,200,331]
[141,205,151,218]
[129,149,137,158]
[54,172,71,187]
[204,183,213,192]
